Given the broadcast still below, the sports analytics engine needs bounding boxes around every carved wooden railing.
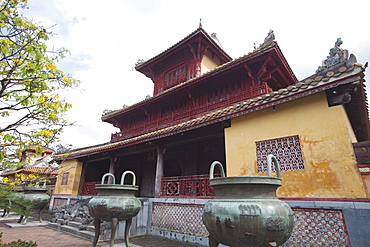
[80,181,108,196]
[111,83,272,142]
[81,174,220,198]
[160,174,220,198]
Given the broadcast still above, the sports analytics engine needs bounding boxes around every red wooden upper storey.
[135,27,232,96]
[102,28,298,143]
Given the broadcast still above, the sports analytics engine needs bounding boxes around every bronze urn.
[88,171,142,247]
[18,184,50,224]
[202,155,294,247]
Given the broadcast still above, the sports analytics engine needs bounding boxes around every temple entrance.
[84,159,110,182]
[164,158,182,177]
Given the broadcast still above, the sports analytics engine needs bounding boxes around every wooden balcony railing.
[111,83,272,142]
[81,174,220,198]
[80,181,100,196]
[160,174,220,198]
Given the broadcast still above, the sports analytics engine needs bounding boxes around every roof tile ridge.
[299,61,364,85]
[135,28,202,69]
[135,27,231,70]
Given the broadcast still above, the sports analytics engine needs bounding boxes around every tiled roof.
[135,27,232,71]
[23,146,54,154]
[23,167,58,175]
[1,167,58,176]
[55,62,365,161]
[102,41,291,120]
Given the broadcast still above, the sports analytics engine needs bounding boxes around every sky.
[21,0,370,149]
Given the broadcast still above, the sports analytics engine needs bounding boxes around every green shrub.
[0,233,37,246]
[1,239,37,246]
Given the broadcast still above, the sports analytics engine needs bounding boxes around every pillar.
[154,146,165,197]
[108,156,117,184]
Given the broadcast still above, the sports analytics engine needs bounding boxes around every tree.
[0,0,79,169]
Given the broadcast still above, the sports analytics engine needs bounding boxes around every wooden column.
[154,146,165,197]
[108,156,117,184]
[78,161,88,196]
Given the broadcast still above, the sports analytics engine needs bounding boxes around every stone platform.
[5,221,49,228]
[101,244,141,247]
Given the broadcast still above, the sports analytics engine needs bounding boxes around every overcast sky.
[22,0,370,149]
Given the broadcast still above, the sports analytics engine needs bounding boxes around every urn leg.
[38,204,47,222]
[21,215,28,225]
[91,219,101,247]
[125,218,132,247]
[110,218,118,247]
[17,215,24,224]
[38,209,43,222]
[209,235,219,247]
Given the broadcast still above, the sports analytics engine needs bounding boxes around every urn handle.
[209,161,226,179]
[266,154,281,178]
[101,173,115,184]
[120,170,136,185]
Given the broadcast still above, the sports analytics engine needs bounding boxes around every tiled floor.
[0,222,204,247]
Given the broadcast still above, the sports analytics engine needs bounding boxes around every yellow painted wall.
[224,92,367,199]
[201,50,221,74]
[54,159,83,196]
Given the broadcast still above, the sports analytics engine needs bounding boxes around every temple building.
[1,147,57,190]
[51,27,370,246]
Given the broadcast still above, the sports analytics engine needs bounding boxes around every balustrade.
[174,109,190,121]
[160,174,220,198]
[81,181,103,196]
[81,174,219,198]
[110,83,272,142]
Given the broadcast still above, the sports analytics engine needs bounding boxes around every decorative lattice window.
[61,172,69,185]
[256,135,304,173]
[164,64,187,89]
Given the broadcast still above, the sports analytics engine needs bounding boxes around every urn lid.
[95,184,139,191]
[210,175,281,187]
[96,171,139,191]
[209,155,282,187]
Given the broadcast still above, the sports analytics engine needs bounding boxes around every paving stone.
[0,211,204,246]
[5,221,48,228]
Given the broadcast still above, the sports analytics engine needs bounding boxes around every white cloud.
[21,0,370,148]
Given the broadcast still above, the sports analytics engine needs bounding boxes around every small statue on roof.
[316,38,349,73]
[263,29,275,45]
[135,59,145,66]
[256,30,275,50]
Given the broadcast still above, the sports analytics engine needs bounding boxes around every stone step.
[47,222,96,241]
[66,220,95,232]
[48,220,119,242]
[72,216,83,223]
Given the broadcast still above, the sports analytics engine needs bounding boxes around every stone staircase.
[47,198,149,242]
[46,198,115,242]
[47,217,98,241]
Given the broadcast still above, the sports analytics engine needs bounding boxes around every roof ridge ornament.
[263,29,275,46]
[135,59,145,66]
[199,18,202,29]
[211,32,224,50]
[255,30,275,51]
[316,38,349,73]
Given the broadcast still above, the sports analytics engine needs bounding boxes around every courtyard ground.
[0,212,204,247]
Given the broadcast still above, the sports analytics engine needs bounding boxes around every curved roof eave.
[135,27,232,72]
[57,64,365,161]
